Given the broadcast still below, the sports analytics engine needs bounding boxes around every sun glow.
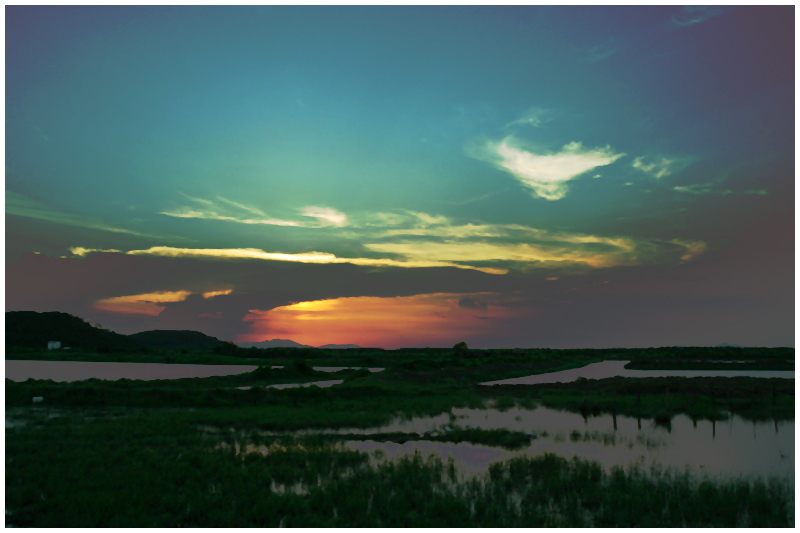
[239,293,525,348]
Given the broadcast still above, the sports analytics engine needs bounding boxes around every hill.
[5,311,141,352]
[127,330,227,351]
[237,339,312,349]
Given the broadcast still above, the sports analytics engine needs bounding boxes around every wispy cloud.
[70,208,709,278]
[632,156,674,179]
[93,288,233,315]
[161,194,348,228]
[94,290,193,316]
[578,37,623,63]
[202,289,233,299]
[477,137,625,200]
[349,210,707,271]
[504,108,552,129]
[670,239,707,262]
[6,191,157,237]
[672,184,734,196]
[161,194,301,226]
[70,246,507,275]
[364,241,637,270]
[449,188,507,206]
[671,6,729,27]
[301,206,348,227]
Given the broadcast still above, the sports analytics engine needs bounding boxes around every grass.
[477,376,795,422]
[5,348,795,526]
[5,410,793,527]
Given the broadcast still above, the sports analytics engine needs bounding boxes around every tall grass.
[5,412,792,527]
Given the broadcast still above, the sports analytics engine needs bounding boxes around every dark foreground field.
[5,347,795,527]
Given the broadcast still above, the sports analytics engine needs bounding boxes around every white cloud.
[632,156,673,179]
[300,206,348,227]
[491,138,624,200]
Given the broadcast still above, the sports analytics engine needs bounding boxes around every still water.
[5,361,383,382]
[5,360,258,382]
[236,380,345,390]
[325,406,793,485]
[482,360,795,386]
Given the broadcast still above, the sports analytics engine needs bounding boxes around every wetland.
[5,346,795,527]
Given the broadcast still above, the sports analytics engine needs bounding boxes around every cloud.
[364,241,638,270]
[300,206,348,227]
[670,239,707,263]
[94,290,193,316]
[202,289,233,299]
[486,138,625,200]
[69,246,507,275]
[162,194,350,228]
[672,184,733,196]
[449,188,507,206]
[6,191,157,237]
[671,6,729,27]
[161,194,301,227]
[632,156,674,179]
[70,206,709,282]
[504,108,552,129]
[578,38,623,63]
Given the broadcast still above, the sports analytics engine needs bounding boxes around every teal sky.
[6,6,794,348]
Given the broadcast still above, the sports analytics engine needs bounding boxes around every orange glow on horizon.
[238,293,527,348]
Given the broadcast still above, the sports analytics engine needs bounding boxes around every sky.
[5,5,795,349]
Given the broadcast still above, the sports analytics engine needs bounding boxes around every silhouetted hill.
[127,330,227,351]
[237,339,312,348]
[5,311,141,352]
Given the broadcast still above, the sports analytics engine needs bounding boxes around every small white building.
[47,341,61,350]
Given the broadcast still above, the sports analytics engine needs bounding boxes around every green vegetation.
[5,342,795,526]
[6,410,792,527]
[6,311,140,352]
[477,376,795,422]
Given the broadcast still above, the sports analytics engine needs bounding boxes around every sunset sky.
[6,6,794,348]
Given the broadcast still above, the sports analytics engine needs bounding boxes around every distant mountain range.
[237,339,362,349]
[237,339,311,349]
[6,311,361,352]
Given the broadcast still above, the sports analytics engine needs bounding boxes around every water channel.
[4,360,383,382]
[482,360,795,385]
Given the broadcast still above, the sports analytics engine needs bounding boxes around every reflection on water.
[312,367,384,373]
[267,380,344,389]
[239,406,793,484]
[482,360,795,385]
[5,360,258,382]
[5,361,383,382]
